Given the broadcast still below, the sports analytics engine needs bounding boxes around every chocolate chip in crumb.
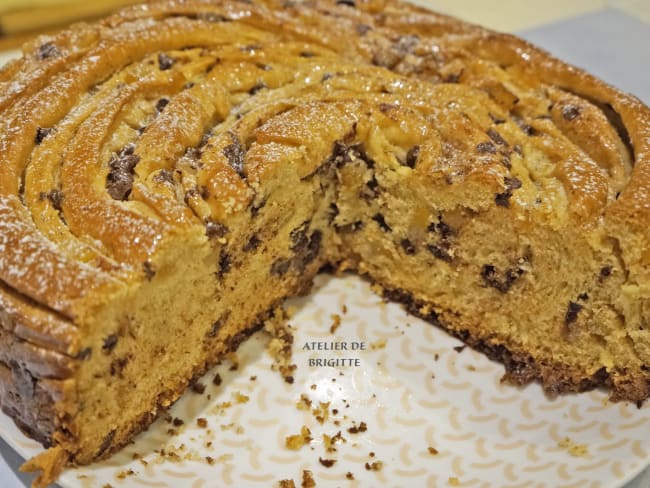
[249,82,267,94]
[39,189,64,211]
[153,169,174,185]
[76,347,92,360]
[562,104,581,121]
[143,261,156,280]
[37,42,61,60]
[477,141,497,154]
[599,265,613,282]
[35,127,53,145]
[96,429,116,457]
[400,239,416,255]
[427,244,452,262]
[271,258,291,276]
[102,335,118,353]
[372,213,391,232]
[404,145,420,168]
[217,251,231,279]
[243,234,261,252]
[356,24,371,35]
[487,129,507,146]
[223,133,246,176]
[565,301,583,325]
[156,98,169,113]
[205,219,229,240]
[158,53,175,70]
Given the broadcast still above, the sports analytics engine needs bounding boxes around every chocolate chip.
[35,127,53,145]
[243,234,261,252]
[102,334,118,353]
[400,239,416,255]
[562,104,581,121]
[156,98,169,112]
[205,219,228,240]
[599,265,612,282]
[76,347,92,360]
[577,292,589,301]
[106,148,140,201]
[96,429,116,457]
[319,457,337,467]
[158,53,175,70]
[110,356,130,377]
[427,244,452,262]
[512,116,539,136]
[143,261,156,280]
[336,0,355,6]
[249,82,267,94]
[335,221,364,233]
[207,314,228,338]
[480,264,524,293]
[39,189,64,211]
[192,382,206,394]
[565,301,583,325]
[487,129,507,146]
[427,219,454,240]
[217,251,231,279]
[372,213,391,232]
[299,51,316,58]
[37,42,61,60]
[290,222,310,252]
[477,141,497,154]
[223,133,246,176]
[322,73,334,82]
[489,113,506,124]
[404,145,420,168]
[495,177,522,208]
[153,169,174,185]
[356,24,371,36]
[250,198,266,218]
[271,258,291,276]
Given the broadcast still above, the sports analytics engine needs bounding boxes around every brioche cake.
[0,0,649,485]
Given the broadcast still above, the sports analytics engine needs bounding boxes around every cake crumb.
[319,457,336,467]
[302,469,316,488]
[370,338,387,350]
[234,392,249,404]
[448,477,460,486]
[341,304,348,314]
[296,393,312,410]
[192,382,206,394]
[197,418,208,428]
[364,461,383,471]
[265,307,296,383]
[285,426,312,450]
[330,314,342,333]
[347,421,367,434]
[205,456,215,465]
[558,437,589,457]
[278,480,296,488]
[116,469,135,479]
[428,447,439,455]
[453,345,466,353]
[213,373,222,386]
[345,472,354,480]
[313,401,330,424]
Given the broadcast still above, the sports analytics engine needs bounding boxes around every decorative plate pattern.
[1,274,649,487]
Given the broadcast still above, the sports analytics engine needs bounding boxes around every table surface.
[0,0,649,486]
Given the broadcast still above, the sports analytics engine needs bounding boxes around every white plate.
[1,274,649,488]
